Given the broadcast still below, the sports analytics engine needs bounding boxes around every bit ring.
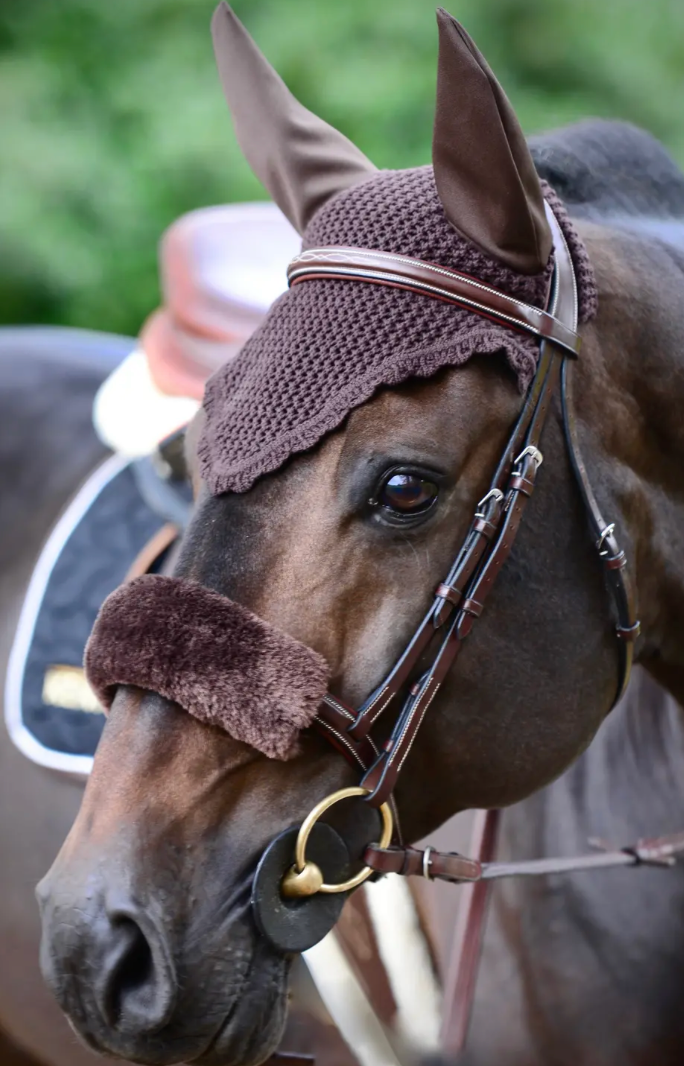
[281,786,393,897]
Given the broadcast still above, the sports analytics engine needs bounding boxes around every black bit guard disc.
[252,823,351,953]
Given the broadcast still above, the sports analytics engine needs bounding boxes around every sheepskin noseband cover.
[84,574,329,760]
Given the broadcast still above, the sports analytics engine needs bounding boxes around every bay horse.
[6,6,684,1066]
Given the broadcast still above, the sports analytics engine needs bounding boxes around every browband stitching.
[287,248,579,356]
[290,247,546,316]
[293,268,541,335]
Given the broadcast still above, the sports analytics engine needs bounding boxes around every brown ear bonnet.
[85,575,329,760]
[198,5,597,496]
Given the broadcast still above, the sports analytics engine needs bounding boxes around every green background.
[2,0,683,336]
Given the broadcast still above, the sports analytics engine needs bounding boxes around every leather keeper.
[616,621,641,641]
[509,473,536,496]
[462,597,484,618]
[436,582,463,606]
[473,516,498,540]
[604,550,627,570]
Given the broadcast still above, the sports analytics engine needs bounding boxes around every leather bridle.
[257,204,684,1055]
[286,203,640,810]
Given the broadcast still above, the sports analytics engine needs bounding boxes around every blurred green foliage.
[1,0,683,335]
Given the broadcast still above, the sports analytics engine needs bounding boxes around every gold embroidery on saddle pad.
[42,665,103,715]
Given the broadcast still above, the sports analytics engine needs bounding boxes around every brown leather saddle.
[140,204,296,400]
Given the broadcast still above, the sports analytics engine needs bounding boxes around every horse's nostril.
[97,910,177,1036]
[108,918,154,1018]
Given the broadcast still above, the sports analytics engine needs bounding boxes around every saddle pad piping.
[4,454,128,777]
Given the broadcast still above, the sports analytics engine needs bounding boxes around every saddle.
[146,200,300,396]
[93,202,300,455]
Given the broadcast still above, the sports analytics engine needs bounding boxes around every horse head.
[38,6,637,1064]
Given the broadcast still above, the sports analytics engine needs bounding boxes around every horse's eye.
[377,473,439,516]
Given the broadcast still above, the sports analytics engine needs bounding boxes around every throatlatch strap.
[560,359,640,706]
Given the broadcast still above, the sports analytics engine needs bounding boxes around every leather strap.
[288,247,580,357]
[560,358,640,704]
[265,1053,315,1066]
[439,809,500,1057]
[314,693,379,774]
[365,827,684,884]
[314,693,404,844]
[364,819,684,1057]
[124,523,178,583]
[364,843,481,882]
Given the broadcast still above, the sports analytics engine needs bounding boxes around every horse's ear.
[211,3,376,235]
[432,9,552,274]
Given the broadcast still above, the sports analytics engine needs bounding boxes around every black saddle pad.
[5,455,181,774]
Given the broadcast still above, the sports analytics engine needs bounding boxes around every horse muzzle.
[37,860,289,1066]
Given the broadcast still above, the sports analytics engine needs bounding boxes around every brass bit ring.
[281,786,393,898]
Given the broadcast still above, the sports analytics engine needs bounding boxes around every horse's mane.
[529,119,684,221]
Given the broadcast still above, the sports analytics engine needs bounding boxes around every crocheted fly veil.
[199,4,597,495]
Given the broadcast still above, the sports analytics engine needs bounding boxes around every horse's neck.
[594,666,684,820]
[577,216,684,703]
[488,667,684,1066]
[502,667,684,861]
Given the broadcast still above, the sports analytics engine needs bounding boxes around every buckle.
[474,488,504,519]
[596,523,616,556]
[513,445,543,468]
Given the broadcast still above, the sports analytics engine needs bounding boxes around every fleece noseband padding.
[84,574,329,760]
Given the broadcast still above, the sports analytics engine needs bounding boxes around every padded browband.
[287,246,580,358]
